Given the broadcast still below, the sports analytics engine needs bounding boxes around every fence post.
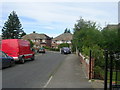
[89,50,92,80]
[115,60,118,87]
[104,50,108,90]
[109,51,113,90]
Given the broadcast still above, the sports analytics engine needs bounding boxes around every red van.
[1,39,35,64]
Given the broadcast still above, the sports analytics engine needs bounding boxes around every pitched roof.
[53,33,73,41]
[22,33,51,40]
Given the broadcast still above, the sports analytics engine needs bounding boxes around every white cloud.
[43,26,55,30]
[47,33,59,38]
[2,2,116,25]
[1,2,118,36]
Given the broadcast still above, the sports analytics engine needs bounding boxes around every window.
[42,40,46,42]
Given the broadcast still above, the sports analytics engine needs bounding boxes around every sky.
[0,0,119,37]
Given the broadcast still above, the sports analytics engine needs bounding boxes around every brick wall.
[79,53,94,79]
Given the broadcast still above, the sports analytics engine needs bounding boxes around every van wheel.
[31,55,35,61]
[20,57,25,64]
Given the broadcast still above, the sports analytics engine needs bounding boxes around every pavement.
[46,54,94,89]
[91,79,104,89]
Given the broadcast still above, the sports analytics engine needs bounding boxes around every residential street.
[2,51,67,88]
[1,2,119,90]
[2,51,93,89]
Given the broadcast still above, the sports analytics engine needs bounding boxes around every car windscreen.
[63,48,70,50]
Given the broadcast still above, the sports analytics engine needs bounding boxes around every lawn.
[107,71,120,84]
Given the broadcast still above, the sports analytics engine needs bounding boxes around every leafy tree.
[73,17,119,79]
[73,17,106,79]
[2,11,26,39]
[73,17,101,52]
[27,39,34,48]
[101,28,118,51]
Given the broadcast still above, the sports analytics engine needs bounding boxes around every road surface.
[2,51,67,88]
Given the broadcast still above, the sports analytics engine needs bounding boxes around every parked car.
[60,47,71,54]
[1,39,35,64]
[0,50,15,69]
[37,47,45,53]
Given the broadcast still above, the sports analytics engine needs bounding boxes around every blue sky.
[0,1,118,37]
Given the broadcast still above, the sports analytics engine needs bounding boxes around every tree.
[27,39,34,48]
[64,28,68,33]
[73,18,105,79]
[73,17,101,52]
[2,11,26,39]
[101,28,118,51]
[67,29,71,33]
[64,28,71,33]
[20,32,26,37]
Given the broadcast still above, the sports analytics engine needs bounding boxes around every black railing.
[104,51,120,90]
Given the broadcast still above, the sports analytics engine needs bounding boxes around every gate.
[104,50,120,90]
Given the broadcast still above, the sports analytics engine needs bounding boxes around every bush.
[43,46,59,51]
[58,43,69,49]
[94,66,104,79]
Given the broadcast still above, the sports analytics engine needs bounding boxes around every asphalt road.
[2,51,67,88]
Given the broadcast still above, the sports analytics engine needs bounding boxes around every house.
[22,32,52,49]
[52,32,73,48]
[103,24,118,30]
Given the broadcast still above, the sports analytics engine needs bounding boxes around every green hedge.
[43,46,59,51]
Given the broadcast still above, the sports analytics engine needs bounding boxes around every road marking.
[43,76,53,88]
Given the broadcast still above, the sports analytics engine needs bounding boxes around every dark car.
[61,47,71,54]
[0,50,15,69]
[37,47,45,53]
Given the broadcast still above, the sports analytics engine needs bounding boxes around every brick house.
[52,32,73,48]
[22,32,52,49]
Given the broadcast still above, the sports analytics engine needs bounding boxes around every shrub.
[94,66,104,79]
[43,46,59,51]
[58,43,69,49]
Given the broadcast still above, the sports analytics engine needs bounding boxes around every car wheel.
[20,57,25,64]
